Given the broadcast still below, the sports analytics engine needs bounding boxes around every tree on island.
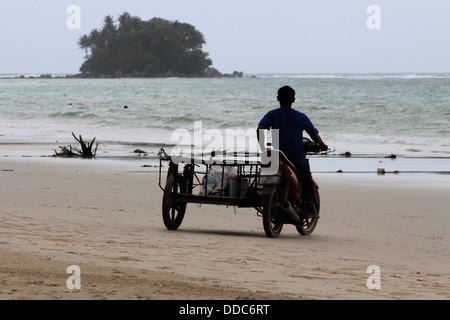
[78,12,213,76]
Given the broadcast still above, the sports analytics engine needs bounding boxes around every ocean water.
[0,73,449,160]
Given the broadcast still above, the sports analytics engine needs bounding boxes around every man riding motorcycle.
[257,85,328,218]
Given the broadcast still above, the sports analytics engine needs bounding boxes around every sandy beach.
[0,145,449,300]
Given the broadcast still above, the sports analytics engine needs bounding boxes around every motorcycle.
[258,138,323,238]
[158,137,326,238]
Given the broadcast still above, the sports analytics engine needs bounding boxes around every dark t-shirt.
[259,107,317,167]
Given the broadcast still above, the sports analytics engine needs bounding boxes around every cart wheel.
[296,186,319,235]
[162,173,187,230]
[262,187,284,238]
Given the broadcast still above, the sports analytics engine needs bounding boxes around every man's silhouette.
[257,86,328,218]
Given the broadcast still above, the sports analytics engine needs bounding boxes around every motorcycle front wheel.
[296,185,319,235]
[262,186,284,238]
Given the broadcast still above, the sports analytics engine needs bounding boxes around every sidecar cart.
[158,148,264,231]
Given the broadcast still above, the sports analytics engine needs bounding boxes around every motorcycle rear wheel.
[262,187,284,238]
[296,186,319,235]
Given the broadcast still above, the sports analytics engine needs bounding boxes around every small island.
[72,12,242,79]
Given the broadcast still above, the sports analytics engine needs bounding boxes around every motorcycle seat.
[270,149,300,176]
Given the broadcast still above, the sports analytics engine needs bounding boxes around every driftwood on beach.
[54,132,98,158]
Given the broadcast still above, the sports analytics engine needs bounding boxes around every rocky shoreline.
[3,68,244,79]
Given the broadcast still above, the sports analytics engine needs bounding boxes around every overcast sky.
[1,0,449,74]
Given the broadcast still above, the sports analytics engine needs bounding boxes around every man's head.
[277,86,295,106]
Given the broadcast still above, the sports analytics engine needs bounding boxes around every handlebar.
[303,137,323,154]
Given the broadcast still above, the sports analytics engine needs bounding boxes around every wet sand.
[0,153,449,300]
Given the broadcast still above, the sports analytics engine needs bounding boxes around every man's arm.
[256,124,266,152]
[310,131,328,151]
